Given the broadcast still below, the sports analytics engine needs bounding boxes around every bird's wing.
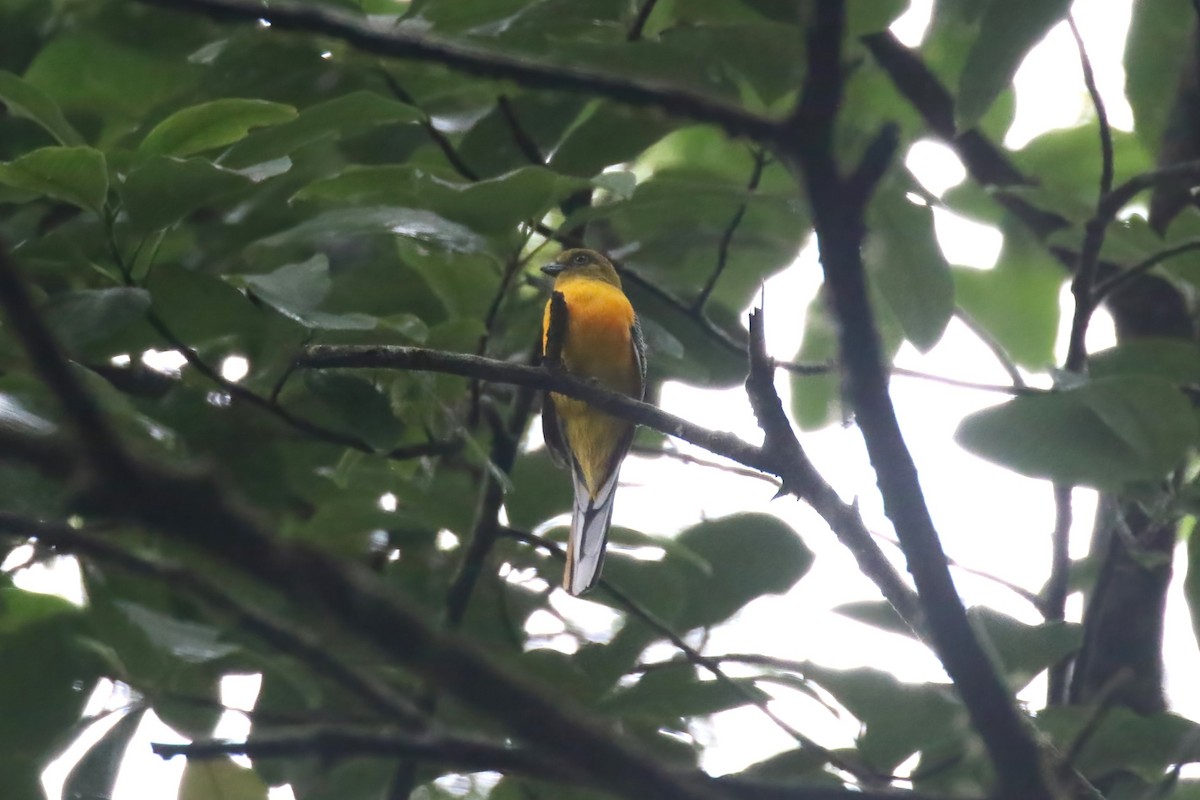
[542,393,568,467]
[631,315,647,400]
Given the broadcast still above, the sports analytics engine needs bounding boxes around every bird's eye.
[572,253,589,265]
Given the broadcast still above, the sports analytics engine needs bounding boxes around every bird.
[540,248,646,596]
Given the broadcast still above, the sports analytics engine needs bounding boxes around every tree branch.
[0,513,426,728]
[777,6,1054,799]
[135,0,779,143]
[154,725,572,783]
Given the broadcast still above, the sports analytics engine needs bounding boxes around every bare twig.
[1067,16,1114,197]
[1045,483,1075,706]
[693,147,768,312]
[155,725,573,784]
[629,443,782,487]
[953,309,1027,389]
[497,95,545,165]
[1091,237,1200,303]
[778,359,1041,396]
[627,0,660,41]
[378,71,480,181]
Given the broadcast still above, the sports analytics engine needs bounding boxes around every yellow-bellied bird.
[541,248,646,595]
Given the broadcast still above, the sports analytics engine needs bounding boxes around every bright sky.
[20,0,1200,796]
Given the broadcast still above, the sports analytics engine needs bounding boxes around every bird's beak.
[541,262,565,277]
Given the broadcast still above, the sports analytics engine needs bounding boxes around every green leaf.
[1125,0,1194,151]
[121,156,254,233]
[0,587,76,634]
[223,90,423,168]
[803,662,966,772]
[1035,707,1200,782]
[256,207,486,253]
[953,228,1062,369]
[0,69,84,146]
[296,165,589,235]
[1188,522,1200,657]
[1089,340,1200,384]
[956,0,1071,128]
[241,255,330,316]
[0,146,108,212]
[179,759,269,800]
[599,663,769,719]
[969,607,1082,691]
[139,99,297,158]
[116,600,238,663]
[507,450,573,530]
[865,192,954,352]
[62,707,148,800]
[956,377,1200,490]
[43,288,151,356]
[673,513,813,629]
[792,294,840,430]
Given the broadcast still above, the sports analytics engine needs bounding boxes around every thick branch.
[135,0,779,142]
[0,513,425,727]
[779,6,1053,799]
[300,344,769,472]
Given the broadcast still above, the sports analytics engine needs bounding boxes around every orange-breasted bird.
[541,248,646,596]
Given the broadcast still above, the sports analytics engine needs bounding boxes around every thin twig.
[627,0,659,41]
[693,147,768,312]
[777,359,1042,396]
[628,443,782,487]
[1067,16,1114,197]
[1045,483,1074,706]
[497,95,545,165]
[1091,237,1200,303]
[378,70,480,181]
[154,725,572,782]
[953,309,1027,389]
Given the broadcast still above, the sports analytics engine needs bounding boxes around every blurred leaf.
[223,90,423,168]
[953,229,1062,369]
[180,759,269,800]
[1125,0,1194,151]
[673,513,812,630]
[803,662,966,772]
[43,288,150,357]
[0,69,84,146]
[140,99,297,158]
[866,191,954,352]
[956,377,1199,489]
[1035,707,1200,782]
[0,615,102,799]
[956,0,1071,128]
[0,587,75,634]
[296,164,588,235]
[600,663,769,719]
[969,607,1082,691]
[1090,340,1200,384]
[121,156,254,233]
[62,707,148,800]
[792,292,840,430]
[116,600,239,663]
[507,449,573,530]
[24,31,197,132]
[0,146,107,212]
[256,206,486,253]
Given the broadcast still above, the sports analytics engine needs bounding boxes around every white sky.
[20,0,1200,796]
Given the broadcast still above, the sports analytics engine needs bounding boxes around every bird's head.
[541,248,622,288]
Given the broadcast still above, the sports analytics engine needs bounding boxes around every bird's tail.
[563,462,620,595]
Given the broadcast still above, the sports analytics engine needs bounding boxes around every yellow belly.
[543,278,640,496]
